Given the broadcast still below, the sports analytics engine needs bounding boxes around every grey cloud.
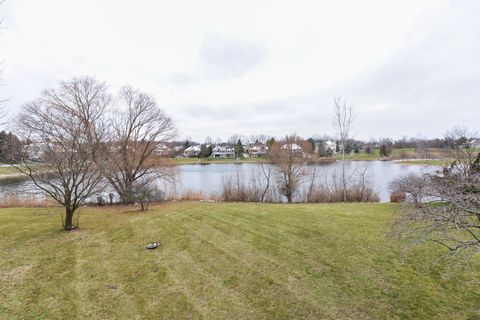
[173,93,335,141]
[338,2,480,138]
[199,34,267,79]
[168,73,201,87]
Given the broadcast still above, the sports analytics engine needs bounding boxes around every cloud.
[199,34,267,80]
[340,1,480,138]
[2,0,480,141]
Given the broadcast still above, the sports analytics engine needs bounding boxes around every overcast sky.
[1,0,479,141]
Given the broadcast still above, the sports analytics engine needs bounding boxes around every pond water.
[176,161,434,202]
[0,161,434,203]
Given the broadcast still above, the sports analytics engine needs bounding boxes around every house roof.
[184,145,201,152]
[281,143,302,150]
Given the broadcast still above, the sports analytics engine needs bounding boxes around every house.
[323,140,337,156]
[247,141,268,157]
[25,142,50,161]
[154,143,174,157]
[325,141,337,154]
[281,143,304,156]
[469,138,480,149]
[211,144,235,158]
[313,140,337,157]
[183,145,201,158]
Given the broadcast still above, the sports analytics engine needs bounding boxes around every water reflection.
[0,161,434,203]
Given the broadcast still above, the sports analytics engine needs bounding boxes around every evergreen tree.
[266,137,275,148]
[235,139,244,157]
[0,131,22,162]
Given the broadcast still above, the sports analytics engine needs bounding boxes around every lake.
[0,161,434,203]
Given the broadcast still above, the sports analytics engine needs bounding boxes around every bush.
[390,192,406,203]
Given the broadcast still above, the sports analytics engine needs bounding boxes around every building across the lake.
[247,141,268,157]
[183,145,201,158]
[314,140,337,156]
[211,144,235,158]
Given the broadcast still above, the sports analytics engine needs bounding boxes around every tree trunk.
[118,183,136,204]
[120,193,136,205]
[342,149,347,202]
[64,207,75,230]
[119,181,136,204]
[287,194,293,203]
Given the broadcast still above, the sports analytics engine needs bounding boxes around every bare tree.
[227,134,243,145]
[15,77,111,230]
[220,163,277,203]
[104,86,177,204]
[392,127,480,260]
[333,96,355,202]
[444,126,479,175]
[0,1,7,124]
[270,134,307,203]
[414,134,429,160]
[258,162,273,202]
[389,172,429,207]
[249,134,268,145]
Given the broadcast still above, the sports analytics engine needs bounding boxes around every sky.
[1,0,479,142]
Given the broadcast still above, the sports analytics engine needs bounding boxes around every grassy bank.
[173,148,458,165]
[1,202,479,319]
[0,164,45,178]
[394,159,453,166]
[335,148,456,162]
[0,166,22,175]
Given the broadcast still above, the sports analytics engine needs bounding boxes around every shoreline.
[174,157,450,165]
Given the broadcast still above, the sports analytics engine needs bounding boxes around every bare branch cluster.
[104,86,177,204]
[14,77,177,229]
[16,77,111,230]
[270,134,308,203]
[333,96,356,202]
[392,127,480,260]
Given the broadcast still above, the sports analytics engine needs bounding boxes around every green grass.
[0,166,21,175]
[0,164,44,177]
[1,202,479,319]
[394,159,453,166]
[336,148,420,161]
[335,149,381,160]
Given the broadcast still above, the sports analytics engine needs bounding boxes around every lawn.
[0,166,21,176]
[336,148,457,162]
[394,159,454,166]
[0,202,479,319]
[0,164,44,177]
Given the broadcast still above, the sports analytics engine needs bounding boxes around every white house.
[183,145,201,158]
[154,143,173,157]
[25,142,50,161]
[324,140,337,155]
[281,143,302,151]
[281,143,304,157]
[314,140,337,156]
[247,141,268,157]
[470,138,480,149]
[211,145,235,158]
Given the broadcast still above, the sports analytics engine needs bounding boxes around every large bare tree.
[0,0,7,124]
[104,86,177,204]
[392,127,480,260]
[444,126,480,175]
[15,77,111,230]
[270,134,308,203]
[333,96,355,202]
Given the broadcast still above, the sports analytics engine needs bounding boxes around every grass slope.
[0,202,479,319]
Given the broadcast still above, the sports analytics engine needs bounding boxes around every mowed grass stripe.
[1,202,479,319]
[157,209,326,318]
